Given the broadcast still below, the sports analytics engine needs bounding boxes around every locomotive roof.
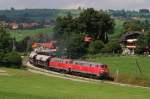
[51,58,106,67]
[73,60,105,66]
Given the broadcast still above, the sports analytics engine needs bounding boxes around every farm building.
[120,31,143,55]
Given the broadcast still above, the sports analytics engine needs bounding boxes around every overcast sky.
[0,0,149,10]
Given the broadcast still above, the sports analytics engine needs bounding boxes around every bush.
[101,40,122,54]
[0,51,5,62]
[3,51,22,68]
[88,40,104,54]
[136,31,150,54]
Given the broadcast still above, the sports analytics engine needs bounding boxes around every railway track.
[26,62,150,90]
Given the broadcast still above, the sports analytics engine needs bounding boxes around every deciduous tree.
[0,23,12,53]
[78,8,114,43]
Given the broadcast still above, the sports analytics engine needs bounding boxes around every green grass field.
[84,55,150,86]
[84,55,150,77]
[10,27,54,41]
[0,67,150,99]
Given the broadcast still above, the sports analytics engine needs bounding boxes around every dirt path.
[26,62,150,90]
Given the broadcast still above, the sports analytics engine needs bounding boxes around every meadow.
[10,27,54,41]
[83,55,150,86]
[0,67,150,99]
[84,55,150,76]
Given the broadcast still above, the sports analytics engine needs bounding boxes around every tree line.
[109,9,150,19]
[1,8,150,24]
[0,9,80,23]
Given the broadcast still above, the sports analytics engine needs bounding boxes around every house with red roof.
[32,41,56,52]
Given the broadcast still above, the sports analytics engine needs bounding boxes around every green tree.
[54,14,78,40]
[141,20,150,31]
[136,31,150,54]
[3,51,22,67]
[16,36,32,52]
[101,40,122,54]
[78,8,114,43]
[54,8,114,43]
[0,23,12,53]
[123,20,143,33]
[88,40,104,54]
[0,51,4,61]
[0,22,12,64]
[66,33,86,59]
[146,32,150,47]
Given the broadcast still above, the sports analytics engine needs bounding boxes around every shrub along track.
[26,62,150,90]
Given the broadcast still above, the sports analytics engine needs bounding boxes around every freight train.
[29,51,110,79]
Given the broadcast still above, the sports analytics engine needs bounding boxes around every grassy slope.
[10,27,54,41]
[84,55,150,77]
[0,68,150,99]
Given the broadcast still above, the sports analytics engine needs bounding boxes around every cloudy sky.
[0,0,149,10]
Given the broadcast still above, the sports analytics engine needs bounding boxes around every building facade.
[120,31,143,55]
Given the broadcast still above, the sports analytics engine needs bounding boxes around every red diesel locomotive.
[29,52,109,79]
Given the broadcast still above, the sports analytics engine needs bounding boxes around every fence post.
[115,69,119,82]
